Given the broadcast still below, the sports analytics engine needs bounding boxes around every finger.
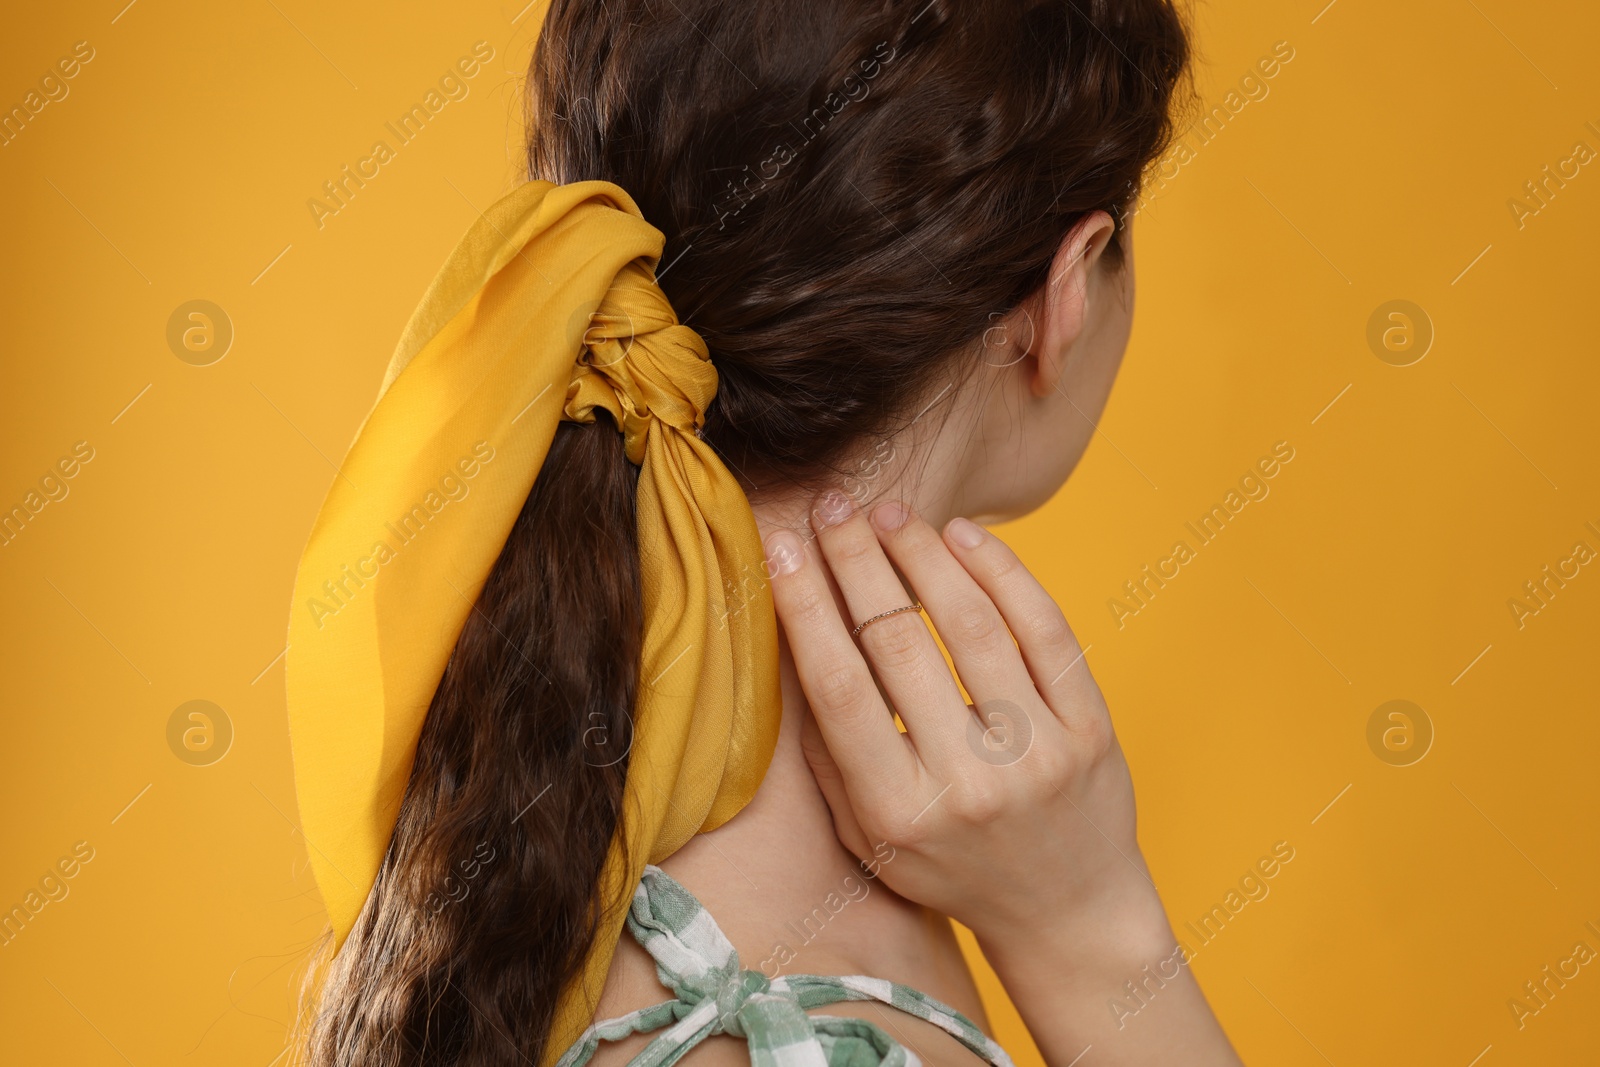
[867,501,1041,719]
[941,517,1105,731]
[809,491,973,756]
[799,706,873,863]
[763,525,919,808]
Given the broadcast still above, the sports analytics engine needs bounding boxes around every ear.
[1026,210,1119,399]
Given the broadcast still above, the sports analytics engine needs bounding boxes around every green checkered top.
[553,865,1016,1067]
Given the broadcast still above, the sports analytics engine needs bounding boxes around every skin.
[587,213,1241,1066]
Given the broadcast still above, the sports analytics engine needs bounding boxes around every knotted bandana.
[284,179,781,1062]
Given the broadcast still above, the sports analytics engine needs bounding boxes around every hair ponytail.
[302,417,641,1066]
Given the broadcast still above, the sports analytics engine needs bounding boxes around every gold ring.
[850,602,924,638]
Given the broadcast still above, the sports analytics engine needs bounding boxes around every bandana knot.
[563,259,717,465]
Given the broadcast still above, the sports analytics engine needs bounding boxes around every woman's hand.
[763,490,1144,941]
[762,491,1240,1066]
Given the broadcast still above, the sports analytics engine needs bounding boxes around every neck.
[628,439,990,1019]
[663,388,1001,944]
[745,431,973,550]
[721,422,974,888]
[622,621,987,1022]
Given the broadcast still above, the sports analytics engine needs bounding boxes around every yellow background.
[3,0,1596,1064]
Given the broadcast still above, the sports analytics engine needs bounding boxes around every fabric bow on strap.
[285,180,782,1065]
[553,866,1016,1067]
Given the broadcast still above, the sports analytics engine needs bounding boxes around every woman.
[289,0,1240,1064]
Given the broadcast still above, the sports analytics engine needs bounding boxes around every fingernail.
[871,501,910,531]
[813,490,855,529]
[764,530,804,576]
[946,517,985,549]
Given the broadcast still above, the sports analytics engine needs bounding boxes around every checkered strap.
[553,866,1016,1067]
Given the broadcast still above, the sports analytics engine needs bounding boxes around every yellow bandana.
[284,179,780,1060]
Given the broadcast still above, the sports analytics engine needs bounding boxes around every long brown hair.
[300,1,1190,1063]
